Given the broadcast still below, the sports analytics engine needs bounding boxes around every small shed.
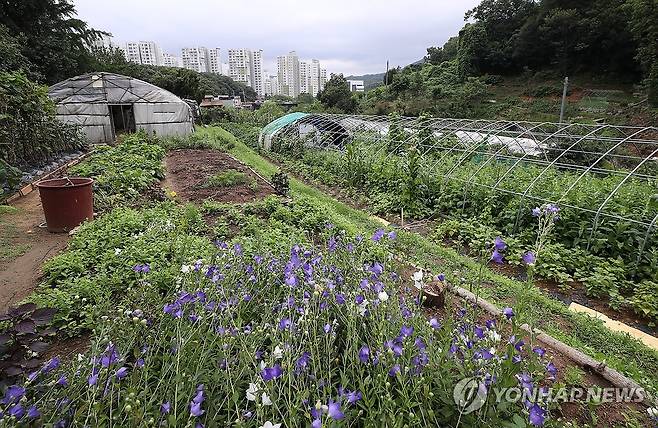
[48,72,194,143]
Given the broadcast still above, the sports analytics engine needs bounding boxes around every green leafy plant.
[202,170,249,188]
[270,171,290,196]
[69,132,165,210]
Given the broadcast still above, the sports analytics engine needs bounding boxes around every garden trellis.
[261,113,658,268]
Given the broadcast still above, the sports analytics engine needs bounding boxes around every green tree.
[0,71,85,167]
[457,23,488,78]
[0,0,103,83]
[625,0,658,106]
[317,74,357,113]
[256,100,285,120]
[426,37,460,65]
[0,25,34,78]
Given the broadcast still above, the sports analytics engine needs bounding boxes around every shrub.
[0,71,86,196]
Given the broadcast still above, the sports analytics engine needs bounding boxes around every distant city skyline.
[72,0,480,76]
[100,37,329,97]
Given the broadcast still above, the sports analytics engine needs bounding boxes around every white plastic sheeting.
[49,73,194,143]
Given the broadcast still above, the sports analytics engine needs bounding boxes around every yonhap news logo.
[453,377,646,415]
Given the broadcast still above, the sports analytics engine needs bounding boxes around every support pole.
[559,76,569,123]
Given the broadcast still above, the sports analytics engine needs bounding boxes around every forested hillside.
[344,0,658,122]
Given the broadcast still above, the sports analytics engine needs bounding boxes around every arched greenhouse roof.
[47,72,194,143]
[48,72,186,105]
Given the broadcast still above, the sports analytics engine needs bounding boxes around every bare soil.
[164,149,277,204]
[0,190,70,312]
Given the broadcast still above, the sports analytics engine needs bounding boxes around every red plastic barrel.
[36,177,94,233]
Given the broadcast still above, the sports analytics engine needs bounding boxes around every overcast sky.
[73,0,479,76]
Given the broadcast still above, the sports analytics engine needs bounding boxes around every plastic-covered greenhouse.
[261,113,658,276]
[48,72,194,143]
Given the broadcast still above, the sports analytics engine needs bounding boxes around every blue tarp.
[259,112,308,149]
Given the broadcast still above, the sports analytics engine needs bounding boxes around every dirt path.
[0,190,70,311]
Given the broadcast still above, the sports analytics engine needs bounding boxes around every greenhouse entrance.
[109,104,136,137]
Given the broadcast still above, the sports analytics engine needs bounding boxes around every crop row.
[268,137,658,322]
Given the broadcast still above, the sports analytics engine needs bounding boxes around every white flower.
[377,291,389,302]
[357,299,369,316]
[273,345,283,359]
[259,360,266,370]
[412,270,424,289]
[180,264,191,274]
[488,330,501,342]
[648,407,658,418]
[259,422,281,428]
[114,248,122,255]
[261,392,272,406]
[246,383,258,401]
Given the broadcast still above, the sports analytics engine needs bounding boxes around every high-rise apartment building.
[124,42,142,64]
[275,54,327,98]
[181,47,211,73]
[162,53,181,68]
[209,48,223,74]
[277,51,301,98]
[123,41,163,66]
[299,61,310,95]
[138,41,163,66]
[264,75,280,96]
[228,49,252,86]
[309,59,322,97]
[320,68,328,91]
[228,49,264,97]
[251,50,264,97]
[91,34,116,50]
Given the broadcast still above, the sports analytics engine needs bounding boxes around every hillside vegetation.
[328,0,658,123]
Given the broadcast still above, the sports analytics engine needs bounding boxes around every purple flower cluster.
[190,384,205,417]
[491,236,507,264]
[133,263,150,273]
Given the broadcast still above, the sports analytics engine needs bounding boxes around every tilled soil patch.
[164,149,276,204]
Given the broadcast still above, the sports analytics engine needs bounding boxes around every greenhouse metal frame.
[262,113,658,262]
[49,72,194,143]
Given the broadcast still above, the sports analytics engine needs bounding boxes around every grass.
[202,170,250,188]
[206,124,658,394]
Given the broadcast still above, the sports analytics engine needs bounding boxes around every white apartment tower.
[277,51,301,98]
[138,41,163,66]
[228,49,264,97]
[309,59,322,96]
[251,50,264,97]
[299,61,310,95]
[124,42,141,64]
[209,48,223,74]
[91,34,115,50]
[228,49,252,86]
[181,47,211,73]
[162,53,181,68]
[264,75,280,96]
[320,68,328,91]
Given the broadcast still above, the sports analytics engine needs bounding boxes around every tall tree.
[317,74,357,113]
[0,0,102,83]
[625,0,658,106]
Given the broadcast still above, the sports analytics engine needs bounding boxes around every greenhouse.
[48,72,194,143]
[262,113,658,275]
